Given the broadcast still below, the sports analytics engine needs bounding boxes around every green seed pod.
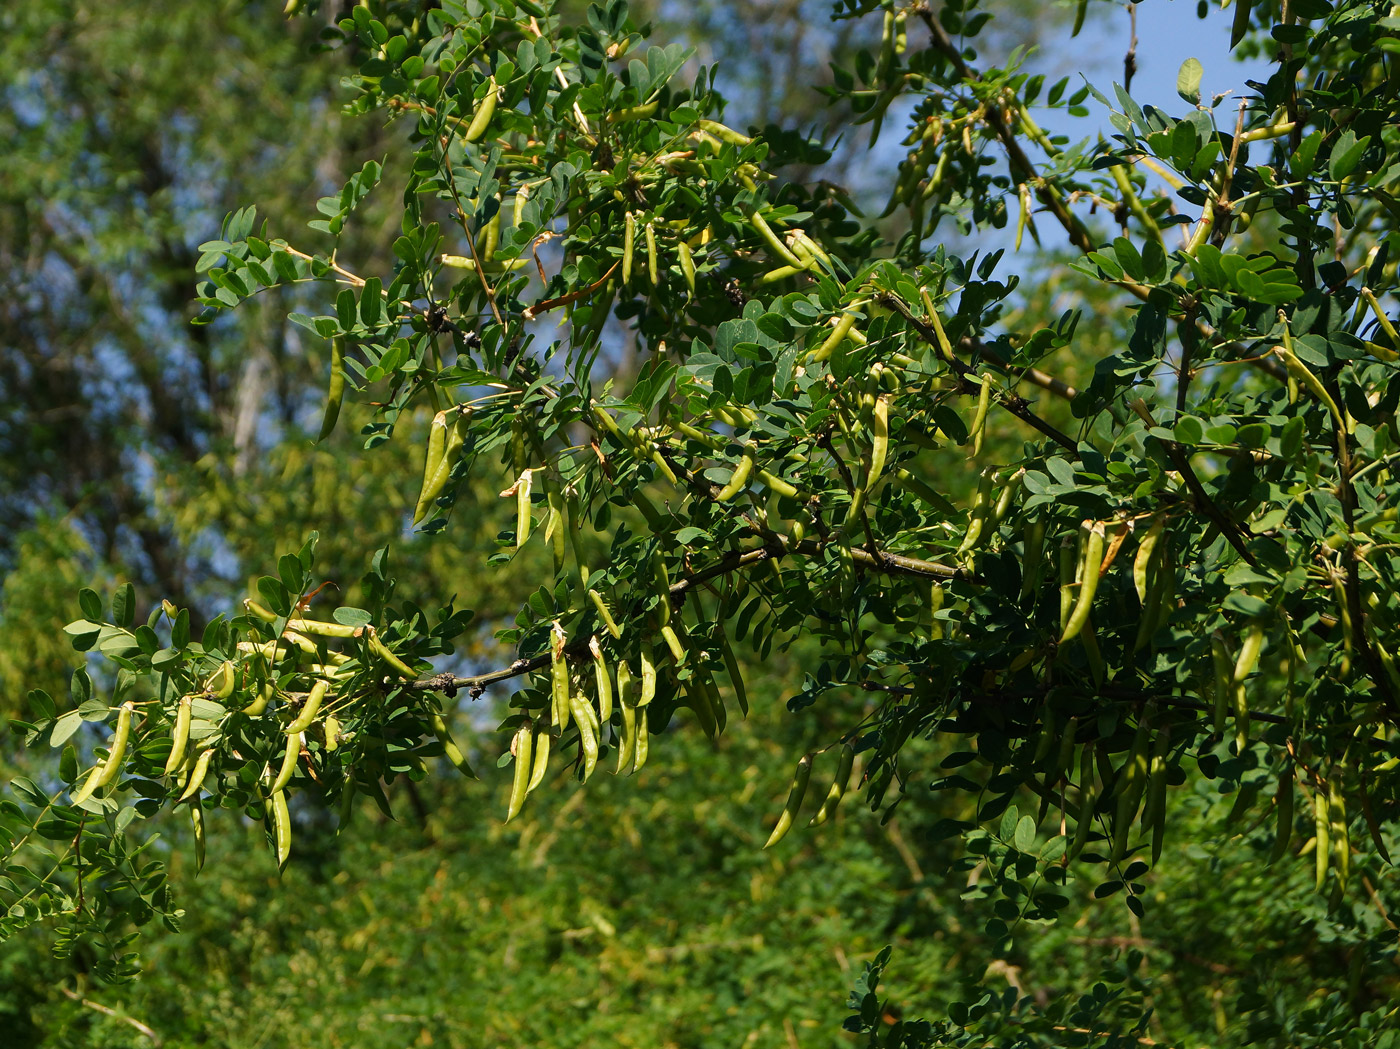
[1068,743,1098,860]
[1057,534,1077,634]
[1267,764,1295,865]
[1110,717,1152,865]
[1019,517,1047,605]
[318,336,345,442]
[1210,632,1232,735]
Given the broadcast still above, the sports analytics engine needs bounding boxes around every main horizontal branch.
[403,536,965,695]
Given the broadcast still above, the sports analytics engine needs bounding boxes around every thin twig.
[58,987,161,1046]
[917,9,1151,302]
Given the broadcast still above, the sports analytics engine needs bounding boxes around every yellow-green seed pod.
[212,660,236,700]
[716,451,756,501]
[550,622,571,732]
[318,336,345,442]
[272,788,292,868]
[1019,517,1047,604]
[1140,727,1172,865]
[1231,619,1265,754]
[165,695,193,776]
[638,645,658,708]
[622,211,636,285]
[1057,534,1077,634]
[1210,632,1232,735]
[956,466,996,555]
[678,240,696,294]
[286,680,329,735]
[1050,715,1079,785]
[527,723,551,794]
[463,76,498,143]
[809,744,856,826]
[370,634,419,679]
[414,410,452,525]
[271,730,301,794]
[616,692,637,774]
[813,311,858,362]
[71,701,135,805]
[1133,514,1166,604]
[633,705,650,771]
[1328,783,1349,887]
[177,747,214,803]
[1110,718,1152,864]
[588,589,623,640]
[515,468,534,548]
[969,377,992,456]
[645,221,659,285]
[757,469,800,499]
[1068,744,1098,860]
[1314,788,1331,892]
[716,623,749,718]
[1060,522,1105,644]
[590,636,614,723]
[765,754,813,847]
[506,723,534,821]
[659,623,686,664]
[481,202,501,262]
[431,711,476,778]
[190,798,206,871]
[749,209,804,268]
[868,395,891,487]
[652,550,672,626]
[1267,765,1295,865]
[287,617,357,638]
[545,483,567,575]
[571,690,599,781]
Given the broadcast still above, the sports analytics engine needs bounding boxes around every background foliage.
[2,0,1399,1046]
